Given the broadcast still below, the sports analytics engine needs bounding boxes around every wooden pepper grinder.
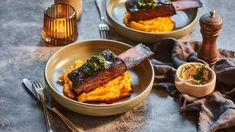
[197,10,223,66]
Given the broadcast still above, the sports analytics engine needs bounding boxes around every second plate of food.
[106,0,198,43]
[45,40,154,116]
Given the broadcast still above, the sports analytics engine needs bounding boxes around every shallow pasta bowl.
[106,0,199,43]
[44,40,154,116]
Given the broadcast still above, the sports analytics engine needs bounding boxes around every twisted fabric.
[151,38,235,132]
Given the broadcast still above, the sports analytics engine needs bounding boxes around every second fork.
[95,0,109,39]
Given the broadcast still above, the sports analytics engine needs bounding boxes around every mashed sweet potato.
[124,12,175,32]
[59,59,132,103]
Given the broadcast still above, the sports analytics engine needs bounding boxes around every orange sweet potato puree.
[124,12,175,32]
[59,59,132,103]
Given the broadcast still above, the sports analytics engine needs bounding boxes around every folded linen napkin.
[151,38,235,132]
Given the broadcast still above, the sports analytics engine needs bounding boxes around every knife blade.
[23,78,39,100]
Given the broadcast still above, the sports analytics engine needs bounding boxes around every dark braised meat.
[125,0,202,22]
[68,50,127,95]
[125,0,176,21]
[68,44,154,96]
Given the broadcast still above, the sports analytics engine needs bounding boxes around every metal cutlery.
[95,0,109,39]
[23,78,84,132]
[32,80,53,132]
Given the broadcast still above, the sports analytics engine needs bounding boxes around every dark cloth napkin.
[150,38,235,132]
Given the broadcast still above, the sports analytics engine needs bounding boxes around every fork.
[32,81,54,132]
[31,80,84,132]
[95,0,109,39]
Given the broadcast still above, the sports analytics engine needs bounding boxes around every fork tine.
[104,29,109,39]
[98,26,102,38]
[99,29,104,39]
[98,20,109,39]
[32,81,38,88]
[32,81,40,98]
[38,80,45,88]
[100,26,107,39]
[100,26,104,31]
[105,26,109,31]
[102,30,107,39]
[35,81,40,88]
[105,28,109,38]
[101,27,106,39]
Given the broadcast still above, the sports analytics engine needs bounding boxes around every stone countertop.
[0,0,235,132]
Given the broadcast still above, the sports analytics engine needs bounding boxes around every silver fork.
[32,80,84,132]
[95,0,109,39]
[32,81,54,132]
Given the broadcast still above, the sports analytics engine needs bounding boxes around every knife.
[23,78,39,100]
[23,79,53,132]
[22,78,84,132]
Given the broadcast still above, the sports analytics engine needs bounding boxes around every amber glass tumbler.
[42,4,78,45]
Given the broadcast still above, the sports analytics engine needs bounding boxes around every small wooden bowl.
[175,62,216,97]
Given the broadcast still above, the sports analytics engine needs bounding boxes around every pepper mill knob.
[197,10,223,66]
[210,10,215,17]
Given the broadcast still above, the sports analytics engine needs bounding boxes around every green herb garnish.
[180,64,212,85]
[138,0,158,9]
[82,55,108,76]
[191,65,210,85]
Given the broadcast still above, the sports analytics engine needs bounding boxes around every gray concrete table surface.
[0,0,235,132]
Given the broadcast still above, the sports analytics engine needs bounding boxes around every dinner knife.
[23,78,39,100]
[22,78,84,132]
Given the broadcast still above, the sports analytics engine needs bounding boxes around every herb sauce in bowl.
[179,64,212,85]
[175,62,216,97]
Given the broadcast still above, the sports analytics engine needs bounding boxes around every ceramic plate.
[106,0,198,43]
[44,40,154,116]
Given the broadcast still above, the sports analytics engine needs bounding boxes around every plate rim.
[106,0,199,35]
[44,39,155,107]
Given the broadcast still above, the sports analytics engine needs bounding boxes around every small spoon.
[175,78,194,85]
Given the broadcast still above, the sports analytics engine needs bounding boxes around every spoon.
[175,78,194,85]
